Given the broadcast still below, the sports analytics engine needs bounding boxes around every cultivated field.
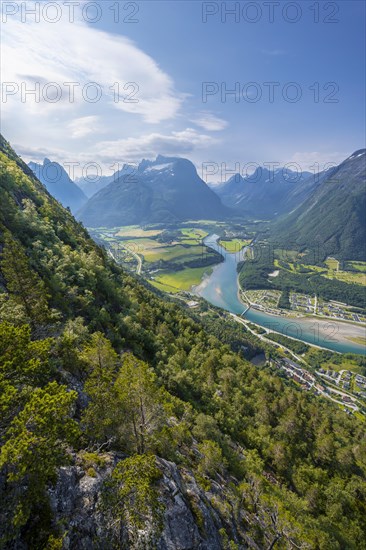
[115,226,164,238]
[274,257,366,286]
[91,224,223,293]
[150,266,213,293]
[218,238,251,252]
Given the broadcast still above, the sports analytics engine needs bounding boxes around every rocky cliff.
[49,454,247,549]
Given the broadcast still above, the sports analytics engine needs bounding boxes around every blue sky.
[1,0,365,181]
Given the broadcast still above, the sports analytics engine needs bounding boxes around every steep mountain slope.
[78,155,231,226]
[273,149,366,260]
[216,167,313,218]
[28,158,87,213]
[1,135,366,549]
[76,173,114,198]
[75,165,135,198]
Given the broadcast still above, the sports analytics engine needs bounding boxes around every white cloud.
[15,128,219,177]
[194,112,228,131]
[94,128,219,163]
[1,2,184,124]
[14,143,71,165]
[68,116,101,139]
[0,4,229,173]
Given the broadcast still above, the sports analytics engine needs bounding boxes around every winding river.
[194,235,366,355]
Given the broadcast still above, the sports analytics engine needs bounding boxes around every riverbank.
[300,315,366,347]
[195,234,366,355]
[231,312,333,354]
[236,286,366,350]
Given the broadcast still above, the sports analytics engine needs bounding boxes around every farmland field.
[150,266,213,293]
[90,224,225,292]
[274,257,366,287]
[132,242,209,263]
[179,228,208,244]
[346,261,366,273]
[325,258,340,271]
[115,226,164,238]
[325,270,366,285]
[119,238,166,257]
[218,238,251,252]
[322,258,366,284]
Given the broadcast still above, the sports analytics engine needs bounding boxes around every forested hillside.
[273,150,366,261]
[1,135,366,549]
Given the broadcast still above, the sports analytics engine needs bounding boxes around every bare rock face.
[49,464,110,549]
[48,454,245,549]
[157,458,223,550]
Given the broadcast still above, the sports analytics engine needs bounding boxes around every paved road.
[108,246,142,275]
[231,313,361,412]
[125,246,142,275]
[231,313,306,365]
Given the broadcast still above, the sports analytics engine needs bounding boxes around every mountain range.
[75,166,134,198]
[214,166,314,218]
[273,149,366,260]
[26,149,366,261]
[2,133,366,549]
[77,155,231,226]
[28,159,87,213]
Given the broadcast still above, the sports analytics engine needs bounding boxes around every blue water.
[195,235,366,355]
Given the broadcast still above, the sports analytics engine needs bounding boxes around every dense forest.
[1,135,366,549]
[265,333,310,355]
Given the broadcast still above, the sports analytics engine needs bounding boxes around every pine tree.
[115,353,165,454]
[0,232,50,327]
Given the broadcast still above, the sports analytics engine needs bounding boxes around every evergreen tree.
[0,382,78,541]
[0,232,50,327]
[115,353,165,454]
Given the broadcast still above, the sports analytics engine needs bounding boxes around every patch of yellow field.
[218,238,251,252]
[295,261,365,285]
[142,244,206,263]
[121,238,165,255]
[151,266,213,292]
[116,226,163,238]
[325,257,339,270]
[347,261,366,273]
[180,228,208,238]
